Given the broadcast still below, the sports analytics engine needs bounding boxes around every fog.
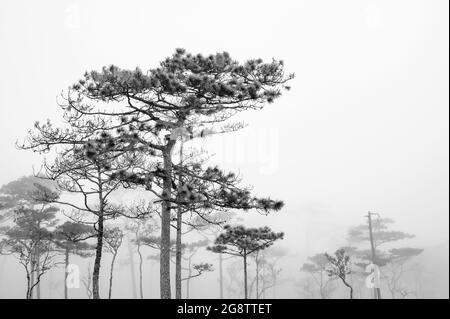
[0,0,448,299]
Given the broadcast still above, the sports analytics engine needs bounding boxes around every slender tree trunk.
[219,253,224,299]
[92,216,103,299]
[26,268,32,299]
[255,254,259,299]
[186,257,192,299]
[320,271,325,299]
[30,260,35,299]
[175,140,183,299]
[85,262,93,299]
[48,266,53,299]
[36,249,41,299]
[243,252,248,299]
[92,212,104,299]
[261,267,267,299]
[273,275,277,298]
[108,253,117,299]
[64,248,69,299]
[341,277,353,299]
[137,244,143,299]
[175,205,182,299]
[93,170,104,299]
[127,235,137,299]
[160,144,174,299]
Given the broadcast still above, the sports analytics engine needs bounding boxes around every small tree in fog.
[208,225,284,299]
[325,249,353,299]
[82,262,93,299]
[0,176,58,298]
[104,227,124,299]
[126,215,158,299]
[20,128,141,299]
[54,221,96,299]
[347,217,423,298]
[384,247,424,299]
[301,253,336,299]
[181,239,213,298]
[182,262,214,298]
[0,206,59,299]
[253,246,288,299]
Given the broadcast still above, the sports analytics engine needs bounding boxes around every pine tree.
[20,49,293,298]
[208,225,284,299]
[325,248,353,299]
[1,205,59,298]
[53,221,96,299]
[20,132,140,299]
[104,227,124,299]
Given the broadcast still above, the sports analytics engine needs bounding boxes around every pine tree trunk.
[127,235,137,299]
[175,140,183,299]
[160,144,174,299]
[108,254,117,299]
[255,255,259,299]
[186,257,192,299]
[92,213,104,299]
[64,248,69,299]
[36,249,41,299]
[137,244,143,299]
[48,266,53,299]
[92,213,103,299]
[175,206,182,299]
[26,267,32,299]
[273,274,277,298]
[243,252,248,299]
[30,259,35,299]
[341,277,353,299]
[93,171,104,299]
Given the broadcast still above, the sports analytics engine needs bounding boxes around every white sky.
[0,0,448,295]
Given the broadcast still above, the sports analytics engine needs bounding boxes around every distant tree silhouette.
[346,217,423,298]
[54,221,96,299]
[0,205,59,298]
[300,253,336,299]
[325,248,353,299]
[104,227,124,299]
[208,225,284,299]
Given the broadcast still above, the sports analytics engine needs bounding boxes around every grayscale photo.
[0,0,448,306]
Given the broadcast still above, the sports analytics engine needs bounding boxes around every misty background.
[0,0,448,298]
